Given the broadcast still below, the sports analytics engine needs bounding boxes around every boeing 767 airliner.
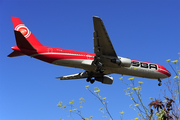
[8,16,171,86]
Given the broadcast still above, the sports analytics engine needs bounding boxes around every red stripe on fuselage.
[20,46,95,63]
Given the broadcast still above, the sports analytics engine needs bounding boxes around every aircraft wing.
[56,72,88,80]
[93,16,117,57]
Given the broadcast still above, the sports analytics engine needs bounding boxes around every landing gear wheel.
[86,77,95,84]
[158,83,162,86]
[90,79,95,84]
[158,79,162,86]
[86,77,91,82]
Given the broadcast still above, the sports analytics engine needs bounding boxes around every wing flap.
[56,72,88,80]
[81,60,93,65]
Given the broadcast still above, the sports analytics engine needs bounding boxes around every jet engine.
[95,75,113,85]
[111,57,131,67]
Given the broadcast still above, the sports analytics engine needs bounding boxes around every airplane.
[8,16,171,86]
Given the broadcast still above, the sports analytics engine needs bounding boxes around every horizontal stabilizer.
[14,30,36,50]
[8,50,25,57]
[56,72,88,80]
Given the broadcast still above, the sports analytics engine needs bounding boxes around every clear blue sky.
[1,0,180,120]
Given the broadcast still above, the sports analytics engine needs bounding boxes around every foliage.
[120,77,149,119]
[119,53,180,119]
[57,97,93,120]
[148,97,178,119]
[57,53,180,120]
[86,85,113,120]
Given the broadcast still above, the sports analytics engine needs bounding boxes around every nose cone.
[158,65,171,78]
[165,69,171,77]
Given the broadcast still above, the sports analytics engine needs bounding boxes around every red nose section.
[158,65,171,78]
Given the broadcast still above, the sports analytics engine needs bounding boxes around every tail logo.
[15,24,31,38]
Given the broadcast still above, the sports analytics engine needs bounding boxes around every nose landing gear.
[158,79,162,86]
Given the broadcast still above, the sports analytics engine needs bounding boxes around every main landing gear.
[86,77,95,84]
[93,56,104,74]
[158,78,162,86]
[95,60,104,73]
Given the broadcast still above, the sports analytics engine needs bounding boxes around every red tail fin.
[11,17,43,47]
[14,30,37,50]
